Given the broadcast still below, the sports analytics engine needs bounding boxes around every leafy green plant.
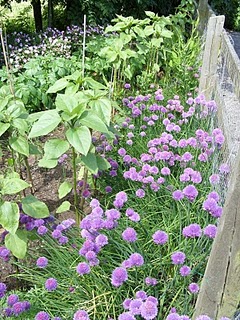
[28,72,113,223]
[0,89,50,258]
[0,56,82,112]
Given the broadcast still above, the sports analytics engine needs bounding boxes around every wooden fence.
[193,3,240,319]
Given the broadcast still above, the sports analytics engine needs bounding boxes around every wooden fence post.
[198,15,225,100]
[198,0,211,35]
[193,149,240,319]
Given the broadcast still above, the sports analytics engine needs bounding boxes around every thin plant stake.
[0,27,15,96]
[82,15,87,79]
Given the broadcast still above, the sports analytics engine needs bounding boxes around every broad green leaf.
[0,122,10,137]
[0,96,10,112]
[145,11,156,18]
[133,26,145,38]
[29,143,41,155]
[56,201,71,214]
[27,111,46,123]
[66,126,91,156]
[7,100,25,119]
[58,181,72,199]
[144,25,154,36]
[89,98,112,126]
[65,70,82,81]
[12,118,28,134]
[38,157,58,168]
[161,29,173,38]
[56,94,85,116]
[96,155,111,171]
[65,83,80,95]
[28,110,61,138]
[124,67,133,80]
[47,78,69,93]
[151,37,163,47]
[79,111,109,133]
[22,195,49,218]
[5,230,27,259]
[9,136,29,157]
[44,139,69,159]
[83,77,108,90]
[2,178,29,195]
[55,94,78,113]
[81,153,98,174]
[0,202,19,234]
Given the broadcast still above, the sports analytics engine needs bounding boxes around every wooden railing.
[193,3,240,319]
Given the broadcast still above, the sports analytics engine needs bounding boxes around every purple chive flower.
[105,186,112,193]
[7,294,19,306]
[171,251,186,265]
[182,185,198,202]
[179,265,191,276]
[36,257,48,268]
[124,83,131,89]
[76,262,91,275]
[219,163,230,174]
[0,247,10,260]
[181,152,193,162]
[52,229,62,239]
[3,307,13,317]
[122,227,137,242]
[188,282,200,293]
[172,190,184,201]
[196,316,212,320]
[22,300,31,311]
[136,290,148,300]
[140,300,158,319]
[73,309,90,320]
[95,234,108,247]
[12,302,25,315]
[203,224,217,238]
[118,312,136,320]
[35,311,50,320]
[129,299,142,315]
[202,197,218,214]
[45,278,58,291]
[123,298,132,309]
[128,253,144,267]
[118,148,127,156]
[166,313,180,320]
[136,189,145,198]
[37,226,48,235]
[152,230,168,245]
[182,224,202,238]
[111,267,128,287]
[161,167,171,176]
[145,277,158,286]
[209,174,220,185]
[58,235,69,245]
[0,282,7,298]
[179,316,191,320]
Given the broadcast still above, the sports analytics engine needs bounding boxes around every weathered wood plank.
[193,149,240,319]
[221,31,240,101]
[199,15,225,100]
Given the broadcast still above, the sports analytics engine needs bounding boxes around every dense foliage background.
[0,0,192,32]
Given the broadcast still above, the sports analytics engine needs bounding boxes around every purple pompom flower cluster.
[2,293,31,317]
[203,191,223,218]
[120,291,158,319]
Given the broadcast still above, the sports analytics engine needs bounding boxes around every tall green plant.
[29,72,113,223]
